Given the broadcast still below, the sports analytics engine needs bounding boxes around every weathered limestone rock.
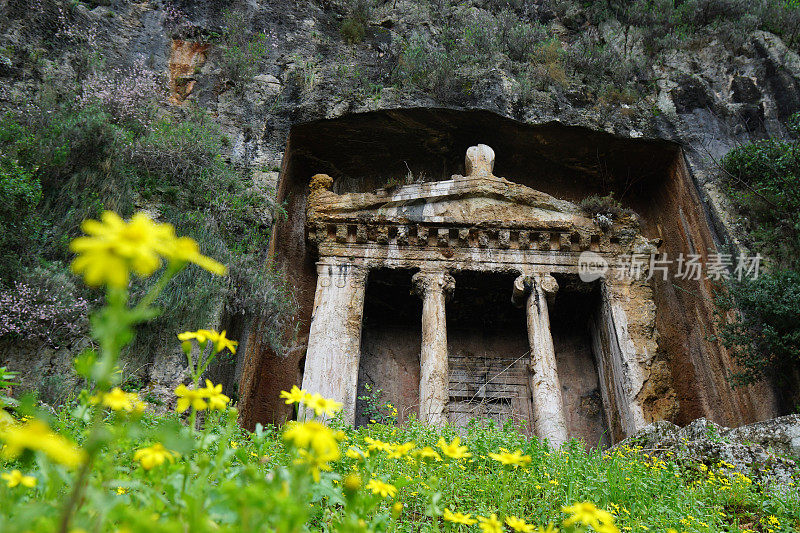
[300,262,367,424]
[412,270,455,426]
[167,39,209,105]
[522,273,569,446]
[619,416,800,493]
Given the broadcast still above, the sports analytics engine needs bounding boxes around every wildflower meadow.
[0,211,798,532]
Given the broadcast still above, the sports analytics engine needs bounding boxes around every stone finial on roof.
[465,144,495,178]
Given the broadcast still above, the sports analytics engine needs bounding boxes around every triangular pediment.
[309,173,593,230]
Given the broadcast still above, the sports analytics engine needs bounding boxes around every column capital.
[512,272,559,295]
[316,262,368,289]
[412,270,455,300]
[533,273,559,296]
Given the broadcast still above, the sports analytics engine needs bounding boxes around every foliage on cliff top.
[372,0,800,104]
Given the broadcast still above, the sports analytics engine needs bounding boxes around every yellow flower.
[70,211,171,287]
[133,443,176,470]
[489,448,531,467]
[202,380,230,410]
[387,441,415,459]
[364,436,393,453]
[296,448,335,481]
[70,211,227,288]
[283,421,340,462]
[178,329,213,343]
[562,502,618,533]
[280,385,307,405]
[489,448,532,468]
[208,330,237,355]
[506,516,535,532]
[174,384,208,413]
[443,509,477,525]
[343,473,361,492]
[93,387,145,413]
[1,470,36,488]
[178,329,237,355]
[303,393,343,417]
[346,446,369,459]
[365,478,397,498]
[478,513,503,533]
[0,419,85,468]
[115,487,128,495]
[413,446,442,462]
[438,436,472,459]
[166,236,226,275]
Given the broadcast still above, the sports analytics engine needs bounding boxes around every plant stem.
[58,403,105,533]
[134,262,181,313]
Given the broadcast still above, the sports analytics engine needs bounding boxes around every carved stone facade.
[301,144,670,445]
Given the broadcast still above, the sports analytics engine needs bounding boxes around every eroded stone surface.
[301,263,367,424]
[412,270,455,426]
[619,416,800,492]
[524,273,568,446]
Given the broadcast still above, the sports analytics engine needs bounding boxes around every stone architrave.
[301,262,367,424]
[412,270,455,426]
[519,273,569,446]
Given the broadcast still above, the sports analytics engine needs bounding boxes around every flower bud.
[343,473,361,493]
[391,502,403,519]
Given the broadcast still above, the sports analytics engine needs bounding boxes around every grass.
[1,399,798,532]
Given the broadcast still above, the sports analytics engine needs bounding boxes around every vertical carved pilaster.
[412,270,455,426]
[518,273,569,446]
[301,262,367,424]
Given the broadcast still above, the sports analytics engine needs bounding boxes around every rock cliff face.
[0,0,798,428]
[619,415,800,493]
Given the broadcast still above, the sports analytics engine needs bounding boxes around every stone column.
[518,273,569,447]
[301,262,367,424]
[412,270,455,426]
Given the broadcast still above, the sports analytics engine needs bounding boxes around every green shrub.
[575,0,800,53]
[713,272,800,390]
[716,113,800,399]
[496,9,548,61]
[579,192,635,219]
[219,10,269,91]
[225,258,298,354]
[0,69,284,366]
[721,120,800,270]
[397,32,475,102]
[341,16,367,44]
[340,0,372,44]
[0,156,41,277]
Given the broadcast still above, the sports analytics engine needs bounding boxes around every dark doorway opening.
[446,271,532,435]
[356,268,421,426]
[551,275,611,448]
